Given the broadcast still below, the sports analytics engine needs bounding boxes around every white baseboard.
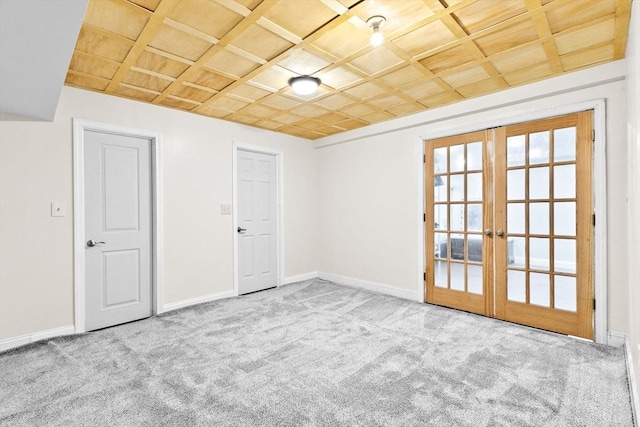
[627,341,639,427]
[609,331,627,348]
[609,332,639,425]
[622,336,639,427]
[318,272,421,302]
[283,271,318,285]
[162,289,235,313]
[0,325,76,352]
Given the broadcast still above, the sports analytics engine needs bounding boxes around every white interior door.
[237,149,277,295]
[84,130,152,331]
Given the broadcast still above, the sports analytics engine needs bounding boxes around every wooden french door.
[425,111,594,339]
[495,112,593,338]
[425,131,494,317]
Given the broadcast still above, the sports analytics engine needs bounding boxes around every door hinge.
[423,213,426,222]
[592,213,596,226]
[423,154,426,163]
[592,129,595,142]
[423,272,426,282]
[593,299,596,310]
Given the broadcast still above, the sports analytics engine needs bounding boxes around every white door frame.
[72,118,164,333]
[417,99,608,344]
[232,142,284,296]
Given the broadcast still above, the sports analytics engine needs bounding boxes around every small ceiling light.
[288,75,321,95]
[367,15,386,47]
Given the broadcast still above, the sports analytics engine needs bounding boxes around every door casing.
[73,118,164,333]
[232,142,284,296]
[418,99,608,344]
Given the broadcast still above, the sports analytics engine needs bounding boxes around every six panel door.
[237,150,278,295]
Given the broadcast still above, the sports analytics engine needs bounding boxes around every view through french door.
[425,111,594,339]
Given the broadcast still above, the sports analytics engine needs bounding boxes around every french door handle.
[87,239,106,247]
[496,229,505,237]
[484,229,492,236]
[237,227,247,233]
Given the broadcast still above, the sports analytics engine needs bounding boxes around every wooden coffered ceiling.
[65,0,632,140]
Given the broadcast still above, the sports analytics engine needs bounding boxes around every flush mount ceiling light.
[367,15,386,47]
[288,75,321,95]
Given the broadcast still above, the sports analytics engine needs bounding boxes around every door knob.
[237,227,247,233]
[484,229,492,236]
[496,229,505,237]
[87,239,106,247]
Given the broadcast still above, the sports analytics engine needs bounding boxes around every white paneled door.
[237,150,277,295]
[84,130,152,331]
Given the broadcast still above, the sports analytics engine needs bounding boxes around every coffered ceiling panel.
[169,1,244,38]
[66,0,632,140]
[312,19,371,58]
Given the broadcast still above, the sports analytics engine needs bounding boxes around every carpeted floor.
[0,279,634,426]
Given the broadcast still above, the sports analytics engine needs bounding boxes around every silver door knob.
[496,230,505,237]
[484,229,492,236]
[87,239,106,247]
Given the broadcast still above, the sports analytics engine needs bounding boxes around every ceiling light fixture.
[367,15,386,47]
[288,75,321,95]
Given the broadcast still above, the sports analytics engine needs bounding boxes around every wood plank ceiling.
[66,0,632,140]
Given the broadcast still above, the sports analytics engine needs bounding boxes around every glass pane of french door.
[495,111,594,339]
[425,131,492,317]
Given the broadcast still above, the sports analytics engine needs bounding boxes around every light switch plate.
[51,202,66,217]
[220,204,232,215]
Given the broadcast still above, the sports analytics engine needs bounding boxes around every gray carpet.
[0,279,634,426]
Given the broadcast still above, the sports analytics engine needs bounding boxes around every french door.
[425,111,594,339]
[425,130,494,317]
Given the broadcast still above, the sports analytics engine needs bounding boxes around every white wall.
[317,129,422,295]
[625,0,640,410]
[0,87,318,340]
[316,62,630,335]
